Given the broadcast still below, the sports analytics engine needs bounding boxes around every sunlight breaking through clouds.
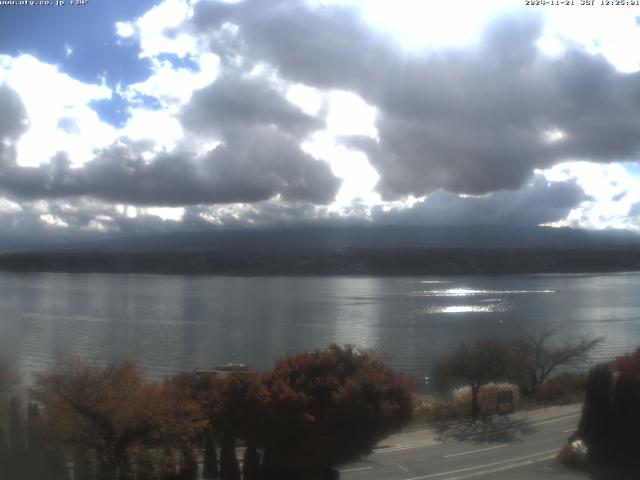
[1,0,640,235]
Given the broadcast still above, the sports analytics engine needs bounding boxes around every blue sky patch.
[89,92,131,128]
[0,0,159,87]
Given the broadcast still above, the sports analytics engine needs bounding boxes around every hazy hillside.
[16,224,640,253]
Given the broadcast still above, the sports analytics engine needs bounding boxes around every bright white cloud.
[121,108,183,152]
[136,0,196,58]
[542,162,640,230]
[115,21,136,38]
[331,0,640,72]
[355,0,516,49]
[123,53,219,110]
[539,3,640,72]
[0,198,22,213]
[0,54,116,167]
[303,131,381,210]
[145,207,185,221]
[286,84,323,116]
[326,90,377,138]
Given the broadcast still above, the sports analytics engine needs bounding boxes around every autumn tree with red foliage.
[259,345,414,478]
[614,346,640,381]
[32,360,173,480]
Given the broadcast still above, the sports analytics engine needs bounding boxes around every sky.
[1,0,640,243]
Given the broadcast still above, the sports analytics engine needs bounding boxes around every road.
[339,405,588,480]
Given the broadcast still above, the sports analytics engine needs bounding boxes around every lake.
[1,271,639,390]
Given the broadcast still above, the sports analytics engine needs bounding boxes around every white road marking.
[339,466,373,473]
[376,440,443,453]
[398,464,409,472]
[443,443,508,458]
[562,428,577,433]
[376,412,578,455]
[528,414,579,427]
[442,453,558,479]
[341,412,580,475]
[401,448,560,480]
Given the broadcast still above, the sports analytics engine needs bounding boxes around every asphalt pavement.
[339,404,589,480]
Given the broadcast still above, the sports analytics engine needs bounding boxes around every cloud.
[0,130,341,206]
[0,84,29,142]
[115,21,136,38]
[371,175,588,227]
[629,202,640,218]
[0,84,29,173]
[188,1,640,200]
[2,0,640,240]
[181,70,323,138]
[0,54,115,167]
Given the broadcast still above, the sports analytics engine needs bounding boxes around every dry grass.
[413,372,587,424]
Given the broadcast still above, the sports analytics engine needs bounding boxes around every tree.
[433,340,512,421]
[73,447,94,480]
[178,444,198,480]
[613,345,640,381]
[202,430,219,479]
[259,344,414,477]
[219,431,240,480]
[32,359,172,480]
[158,448,179,480]
[511,329,602,398]
[577,351,640,475]
[0,417,8,480]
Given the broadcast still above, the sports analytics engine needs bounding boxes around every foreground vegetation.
[0,331,611,479]
[0,345,413,480]
[424,331,600,421]
[560,346,640,478]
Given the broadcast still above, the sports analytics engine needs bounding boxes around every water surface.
[1,272,639,389]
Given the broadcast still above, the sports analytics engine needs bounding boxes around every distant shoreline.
[1,247,639,276]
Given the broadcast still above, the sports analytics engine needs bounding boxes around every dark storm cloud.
[371,176,588,226]
[181,71,323,137]
[0,130,341,206]
[0,84,29,141]
[0,84,29,169]
[190,0,395,90]
[189,1,640,199]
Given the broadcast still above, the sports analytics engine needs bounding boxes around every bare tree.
[432,340,512,421]
[512,329,602,398]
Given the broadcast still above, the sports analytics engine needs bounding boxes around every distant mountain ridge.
[62,224,640,252]
[1,225,640,255]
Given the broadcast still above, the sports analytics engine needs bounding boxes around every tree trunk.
[219,430,240,480]
[178,444,198,480]
[158,448,179,480]
[242,439,260,480]
[73,447,94,480]
[202,430,219,479]
[471,384,480,421]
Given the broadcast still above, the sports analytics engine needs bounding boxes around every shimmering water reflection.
[413,288,557,296]
[1,272,640,391]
